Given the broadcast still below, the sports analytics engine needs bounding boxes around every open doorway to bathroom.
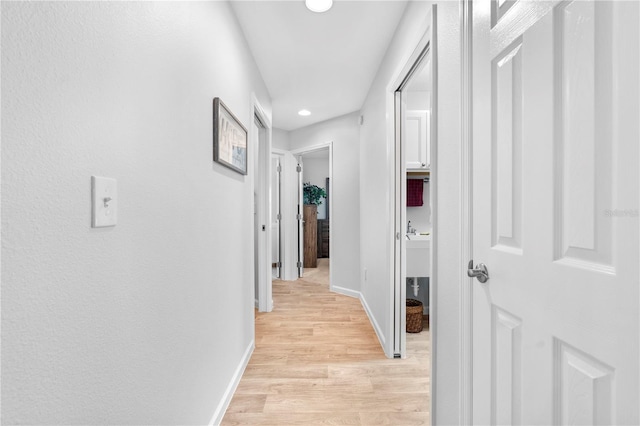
[391,5,435,391]
[402,52,432,345]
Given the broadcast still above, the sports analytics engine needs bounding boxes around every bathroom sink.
[406,235,430,277]
[406,233,430,240]
[406,234,431,249]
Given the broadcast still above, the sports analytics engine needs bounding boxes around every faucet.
[407,221,415,235]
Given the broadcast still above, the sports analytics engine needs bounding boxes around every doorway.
[291,143,334,290]
[271,153,282,280]
[391,9,436,361]
[252,97,273,313]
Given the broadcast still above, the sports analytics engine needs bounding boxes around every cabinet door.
[405,110,430,170]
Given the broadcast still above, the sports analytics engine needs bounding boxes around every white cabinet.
[405,110,430,170]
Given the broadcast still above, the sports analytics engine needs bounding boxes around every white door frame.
[270,153,283,280]
[460,0,473,422]
[386,3,473,422]
[291,142,334,290]
[386,0,437,396]
[272,148,299,282]
[251,94,273,313]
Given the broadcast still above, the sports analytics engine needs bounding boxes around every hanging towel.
[407,179,424,207]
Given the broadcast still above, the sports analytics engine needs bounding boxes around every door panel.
[472,1,639,425]
[297,158,304,278]
[271,156,281,279]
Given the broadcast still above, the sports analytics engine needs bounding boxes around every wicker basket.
[406,299,424,333]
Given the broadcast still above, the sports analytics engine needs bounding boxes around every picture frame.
[213,97,248,175]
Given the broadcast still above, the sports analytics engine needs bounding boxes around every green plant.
[303,182,327,205]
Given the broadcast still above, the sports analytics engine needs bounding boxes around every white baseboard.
[208,340,254,426]
[331,284,360,299]
[331,286,388,356]
[254,298,259,309]
[359,293,388,355]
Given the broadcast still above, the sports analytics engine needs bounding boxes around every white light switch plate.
[92,176,117,227]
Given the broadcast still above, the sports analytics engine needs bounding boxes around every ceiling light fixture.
[305,0,333,13]
[298,109,311,116]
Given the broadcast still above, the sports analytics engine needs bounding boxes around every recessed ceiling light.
[298,109,311,116]
[305,0,333,13]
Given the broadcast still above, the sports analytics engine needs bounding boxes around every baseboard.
[208,340,254,426]
[359,293,388,355]
[331,284,360,299]
[254,299,259,309]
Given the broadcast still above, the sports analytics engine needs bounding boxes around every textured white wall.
[359,1,462,423]
[289,113,361,294]
[1,2,270,424]
[272,128,291,151]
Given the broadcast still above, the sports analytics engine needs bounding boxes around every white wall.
[1,2,270,424]
[301,156,330,220]
[289,112,361,295]
[359,1,462,423]
[272,128,291,151]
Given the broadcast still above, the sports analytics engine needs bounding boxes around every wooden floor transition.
[222,258,430,425]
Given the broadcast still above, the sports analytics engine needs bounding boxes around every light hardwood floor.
[222,259,430,425]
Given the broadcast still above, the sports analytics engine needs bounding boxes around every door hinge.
[277,164,282,173]
[296,213,302,221]
[277,261,282,268]
[297,261,303,268]
[296,164,302,173]
[277,213,282,221]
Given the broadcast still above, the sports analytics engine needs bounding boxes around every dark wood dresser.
[317,219,330,258]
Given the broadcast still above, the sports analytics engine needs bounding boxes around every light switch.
[92,176,117,227]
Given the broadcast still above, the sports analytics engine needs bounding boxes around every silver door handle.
[467,260,489,283]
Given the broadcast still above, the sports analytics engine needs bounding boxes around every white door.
[297,158,304,278]
[472,1,639,424]
[271,155,282,279]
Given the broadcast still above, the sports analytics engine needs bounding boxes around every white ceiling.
[231,1,409,131]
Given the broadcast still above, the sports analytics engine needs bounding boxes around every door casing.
[252,94,273,313]
[387,5,456,423]
[290,142,334,290]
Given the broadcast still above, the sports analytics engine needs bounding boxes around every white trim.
[359,292,388,354]
[290,141,334,294]
[385,2,440,417]
[332,285,360,299]
[429,7,439,422]
[386,8,434,360]
[208,340,254,426]
[459,0,473,424]
[272,149,299,282]
[251,94,273,313]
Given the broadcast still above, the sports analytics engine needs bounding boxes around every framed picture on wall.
[213,97,248,175]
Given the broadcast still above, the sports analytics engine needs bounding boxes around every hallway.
[222,259,430,425]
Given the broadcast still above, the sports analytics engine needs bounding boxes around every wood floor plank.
[223,412,362,425]
[222,258,430,425]
[359,412,430,425]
